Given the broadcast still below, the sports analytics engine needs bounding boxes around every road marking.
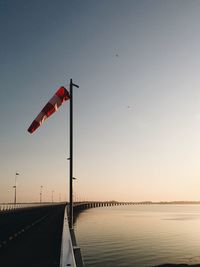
[0,213,50,249]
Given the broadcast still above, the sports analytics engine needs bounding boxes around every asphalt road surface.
[0,204,65,267]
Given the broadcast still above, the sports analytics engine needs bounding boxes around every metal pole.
[14,173,16,204]
[14,183,16,205]
[69,79,73,229]
[40,186,43,203]
[69,79,79,229]
[14,172,19,204]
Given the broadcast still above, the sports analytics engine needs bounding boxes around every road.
[0,204,65,267]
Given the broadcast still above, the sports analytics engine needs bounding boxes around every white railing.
[60,207,76,267]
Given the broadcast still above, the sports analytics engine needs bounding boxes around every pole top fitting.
[70,78,79,88]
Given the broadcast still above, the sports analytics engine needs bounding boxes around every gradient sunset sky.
[1,0,200,203]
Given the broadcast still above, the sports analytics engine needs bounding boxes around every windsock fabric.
[28,86,70,133]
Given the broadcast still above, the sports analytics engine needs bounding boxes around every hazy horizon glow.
[1,0,200,202]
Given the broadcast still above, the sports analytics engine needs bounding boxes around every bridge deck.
[0,204,65,267]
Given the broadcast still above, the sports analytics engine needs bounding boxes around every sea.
[74,204,200,267]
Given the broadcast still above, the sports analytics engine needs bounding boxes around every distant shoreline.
[136,201,200,204]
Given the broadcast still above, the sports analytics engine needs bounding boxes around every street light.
[13,172,19,204]
[40,186,43,203]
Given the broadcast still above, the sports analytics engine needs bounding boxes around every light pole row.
[12,174,62,204]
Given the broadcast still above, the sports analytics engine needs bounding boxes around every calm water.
[74,205,200,267]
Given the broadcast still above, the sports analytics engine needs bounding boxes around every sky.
[1,0,200,203]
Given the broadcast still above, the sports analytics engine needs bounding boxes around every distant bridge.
[0,201,158,214]
[73,201,152,211]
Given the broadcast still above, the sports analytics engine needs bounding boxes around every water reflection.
[74,205,200,267]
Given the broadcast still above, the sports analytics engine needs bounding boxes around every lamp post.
[69,79,79,229]
[40,186,43,203]
[13,172,19,204]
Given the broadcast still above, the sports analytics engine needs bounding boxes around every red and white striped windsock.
[28,86,70,134]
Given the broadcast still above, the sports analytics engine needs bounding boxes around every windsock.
[28,86,70,134]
